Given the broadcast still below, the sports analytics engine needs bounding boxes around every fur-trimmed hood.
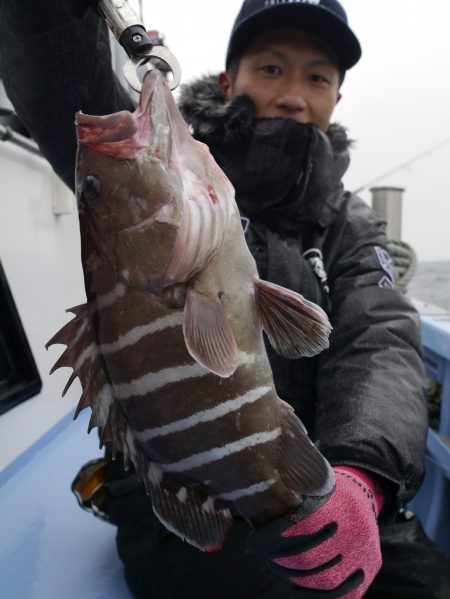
[178,74,352,154]
[178,74,353,231]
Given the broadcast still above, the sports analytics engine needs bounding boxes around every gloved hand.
[248,467,385,598]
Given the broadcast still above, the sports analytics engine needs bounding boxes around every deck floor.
[0,410,133,598]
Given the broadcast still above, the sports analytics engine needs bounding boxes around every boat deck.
[0,410,132,598]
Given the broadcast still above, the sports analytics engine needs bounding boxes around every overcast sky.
[140,0,450,262]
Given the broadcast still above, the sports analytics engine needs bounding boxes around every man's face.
[219,29,342,132]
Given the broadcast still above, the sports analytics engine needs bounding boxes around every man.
[1,0,449,597]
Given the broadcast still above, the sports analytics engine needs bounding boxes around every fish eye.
[79,175,101,201]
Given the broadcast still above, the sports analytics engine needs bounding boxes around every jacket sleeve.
[315,194,428,515]
[0,0,134,190]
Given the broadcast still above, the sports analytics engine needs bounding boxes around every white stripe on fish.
[71,317,89,346]
[218,479,277,502]
[101,312,184,355]
[113,362,209,399]
[74,342,97,371]
[96,282,126,310]
[161,428,282,473]
[135,385,272,442]
[113,351,258,400]
[95,383,114,426]
[147,462,164,486]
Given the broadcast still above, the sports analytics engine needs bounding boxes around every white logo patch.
[374,246,394,283]
[241,216,250,234]
[378,275,394,289]
[264,0,320,7]
[303,248,330,294]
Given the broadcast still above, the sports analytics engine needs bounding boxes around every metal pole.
[370,186,404,240]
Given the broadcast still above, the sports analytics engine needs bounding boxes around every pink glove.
[248,466,385,598]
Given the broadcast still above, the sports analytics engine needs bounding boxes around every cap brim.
[226,4,361,71]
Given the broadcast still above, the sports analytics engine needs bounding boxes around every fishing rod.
[98,0,181,92]
[353,137,450,194]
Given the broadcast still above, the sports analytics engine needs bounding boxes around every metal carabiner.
[123,46,182,92]
[98,0,182,92]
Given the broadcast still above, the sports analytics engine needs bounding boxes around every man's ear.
[336,92,342,105]
[218,72,233,99]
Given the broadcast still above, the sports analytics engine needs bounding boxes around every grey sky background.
[142,0,450,262]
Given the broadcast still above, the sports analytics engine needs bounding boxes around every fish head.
[75,70,180,230]
[75,70,184,292]
[75,69,235,296]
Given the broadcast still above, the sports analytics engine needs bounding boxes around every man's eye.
[310,74,329,84]
[259,65,282,76]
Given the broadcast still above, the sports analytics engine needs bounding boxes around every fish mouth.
[76,70,170,159]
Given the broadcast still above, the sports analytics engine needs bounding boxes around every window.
[0,260,42,415]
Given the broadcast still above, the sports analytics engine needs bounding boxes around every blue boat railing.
[408,301,450,553]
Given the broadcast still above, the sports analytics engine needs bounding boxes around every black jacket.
[177,76,428,513]
[0,2,427,515]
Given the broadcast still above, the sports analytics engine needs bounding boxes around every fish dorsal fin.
[253,279,332,358]
[145,465,233,552]
[183,286,238,378]
[47,304,141,468]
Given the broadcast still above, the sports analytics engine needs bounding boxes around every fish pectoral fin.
[183,286,238,378]
[254,279,332,358]
[278,399,335,496]
[147,470,233,552]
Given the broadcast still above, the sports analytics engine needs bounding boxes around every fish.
[47,69,334,553]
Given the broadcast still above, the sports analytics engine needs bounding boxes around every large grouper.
[48,69,335,552]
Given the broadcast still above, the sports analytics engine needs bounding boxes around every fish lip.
[75,110,139,145]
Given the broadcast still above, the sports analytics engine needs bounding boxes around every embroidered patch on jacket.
[240,216,250,235]
[378,275,394,289]
[264,0,320,6]
[374,246,394,283]
[303,248,330,294]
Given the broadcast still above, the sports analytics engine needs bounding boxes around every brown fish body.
[49,71,334,551]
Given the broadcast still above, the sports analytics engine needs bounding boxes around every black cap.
[226,0,361,71]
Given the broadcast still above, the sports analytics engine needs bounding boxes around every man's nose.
[275,79,307,114]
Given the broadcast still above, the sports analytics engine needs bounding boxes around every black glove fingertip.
[247,493,332,555]
[290,569,365,598]
[268,553,343,583]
